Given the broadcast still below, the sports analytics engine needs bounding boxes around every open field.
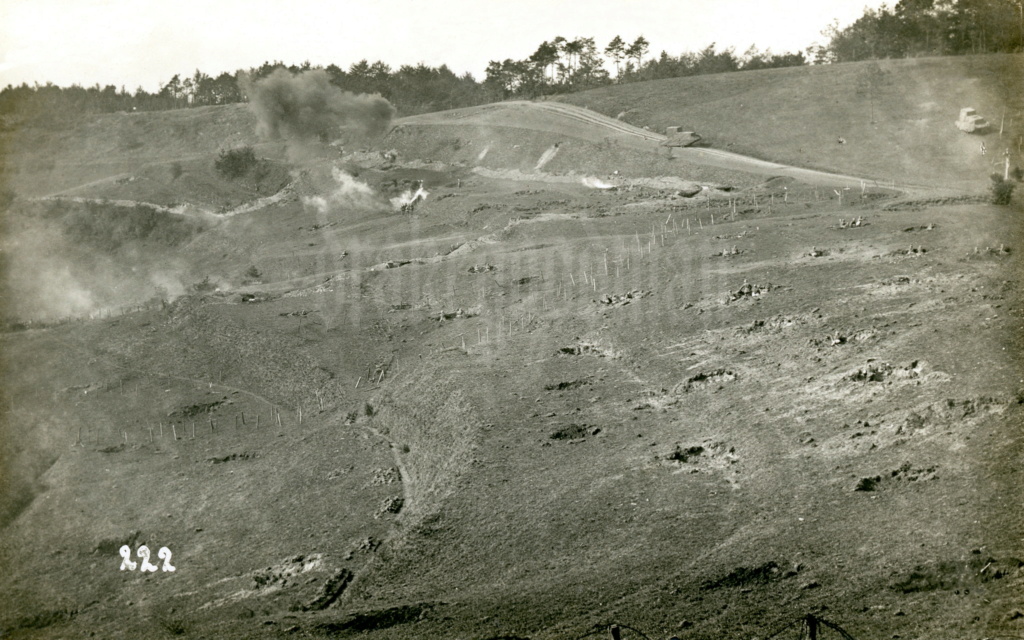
[1,55,1022,639]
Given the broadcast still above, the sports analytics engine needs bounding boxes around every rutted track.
[397,100,663,147]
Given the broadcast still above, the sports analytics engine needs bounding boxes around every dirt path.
[672,146,937,193]
[31,180,297,219]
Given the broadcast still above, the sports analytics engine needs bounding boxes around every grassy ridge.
[557,54,1024,190]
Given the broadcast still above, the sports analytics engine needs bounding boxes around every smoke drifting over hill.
[302,166,383,213]
[247,69,395,144]
[1,201,196,324]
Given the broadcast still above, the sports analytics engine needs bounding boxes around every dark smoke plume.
[247,69,395,143]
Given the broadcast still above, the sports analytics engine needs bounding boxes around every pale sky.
[0,0,890,92]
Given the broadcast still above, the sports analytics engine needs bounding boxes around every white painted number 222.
[119,545,175,572]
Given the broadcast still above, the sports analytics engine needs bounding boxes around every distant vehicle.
[956,107,990,133]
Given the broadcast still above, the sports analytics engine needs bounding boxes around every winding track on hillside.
[399,101,934,193]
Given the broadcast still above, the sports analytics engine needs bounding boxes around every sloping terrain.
[395,101,901,190]
[1,56,1023,639]
[557,54,1024,192]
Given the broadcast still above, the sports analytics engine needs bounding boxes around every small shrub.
[549,423,591,440]
[1012,166,1024,182]
[169,161,183,181]
[668,444,705,462]
[215,146,259,180]
[364,403,374,417]
[156,615,188,636]
[990,175,1016,205]
[244,265,261,279]
[855,475,881,491]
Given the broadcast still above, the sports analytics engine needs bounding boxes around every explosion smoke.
[582,176,615,189]
[302,166,381,213]
[247,69,395,145]
[390,182,429,212]
[1,207,191,323]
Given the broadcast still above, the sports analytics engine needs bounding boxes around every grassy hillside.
[1,104,269,198]
[1,56,1022,639]
[556,54,1024,191]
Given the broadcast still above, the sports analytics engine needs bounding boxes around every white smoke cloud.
[582,176,615,189]
[301,166,381,213]
[390,182,429,212]
[1,216,192,323]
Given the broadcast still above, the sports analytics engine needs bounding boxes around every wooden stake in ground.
[277,413,283,428]
[123,431,128,444]
[172,424,178,441]
[192,422,196,439]
[256,414,260,429]
[299,408,302,425]
[241,412,246,425]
